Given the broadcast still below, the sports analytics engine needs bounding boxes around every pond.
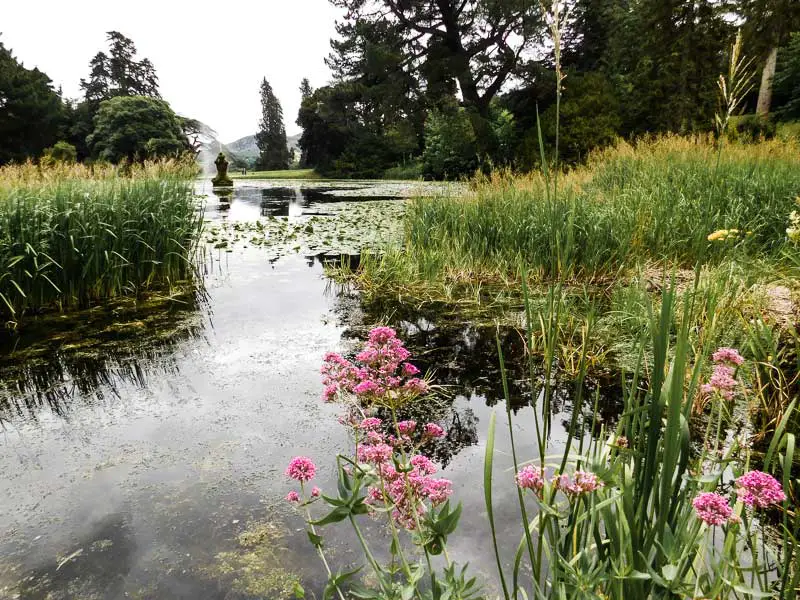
[0,179,617,599]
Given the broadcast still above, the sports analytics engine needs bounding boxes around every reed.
[0,159,202,321]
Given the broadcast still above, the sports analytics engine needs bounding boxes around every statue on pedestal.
[212,152,233,187]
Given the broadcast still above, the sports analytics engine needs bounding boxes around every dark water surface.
[0,180,612,599]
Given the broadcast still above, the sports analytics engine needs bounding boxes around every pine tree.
[80,31,160,105]
[255,78,289,171]
[299,78,313,100]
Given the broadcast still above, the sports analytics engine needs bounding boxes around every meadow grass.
[0,160,202,321]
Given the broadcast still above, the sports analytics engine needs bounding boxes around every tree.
[0,38,64,165]
[255,78,290,170]
[299,78,313,100]
[329,0,544,155]
[87,96,189,163]
[773,32,800,121]
[80,31,160,106]
[738,0,800,116]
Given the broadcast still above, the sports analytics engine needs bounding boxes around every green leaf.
[306,529,323,548]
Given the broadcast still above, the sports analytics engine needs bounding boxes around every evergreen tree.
[0,37,64,165]
[79,31,160,106]
[255,78,289,171]
[299,78,313,100]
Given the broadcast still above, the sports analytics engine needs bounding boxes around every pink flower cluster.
[515,465,545,492]
[554,470,605,496]
[712,347,744,366]
[735,471,786,509]
[285,457,322,503]
[701,346,744,400]
[693,492,736,526]
[321,327,429,403]
[357,421,452,529]
[285,456,317,482]
[516,466,604,497]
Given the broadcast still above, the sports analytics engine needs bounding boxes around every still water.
[0,180,611,599]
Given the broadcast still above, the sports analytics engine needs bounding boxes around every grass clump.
[365,135,800,286]
[0,159,202,322]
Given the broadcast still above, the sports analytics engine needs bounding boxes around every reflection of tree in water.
[0,291,206,421]
[343,299,626,466]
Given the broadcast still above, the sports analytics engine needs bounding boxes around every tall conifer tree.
[255,78,289,170]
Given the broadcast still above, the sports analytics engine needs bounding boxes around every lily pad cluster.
[203,200,406,259]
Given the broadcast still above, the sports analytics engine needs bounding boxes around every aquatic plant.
[0,159,202,322]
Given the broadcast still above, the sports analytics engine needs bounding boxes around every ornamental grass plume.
[692,492,736,526]
[735,471,786,509]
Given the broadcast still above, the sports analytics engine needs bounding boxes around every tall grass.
[362,136,800,286]
[0,160,202,320]
[486,284,799,599]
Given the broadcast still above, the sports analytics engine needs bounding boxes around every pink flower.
[516,465,544,492]
[368,326,398,345]
[353,380,379,395]
[397,420,417,435]
[574,471,604,493]
[693,492,735,525]
[403,378,428,395]
[401,363,421,376]
[359,417,382,430]
[712,347,744,366]
[410,454,437,475]
[423,423,445,438]
[285,456,317,482]
[322,384,338,403]
[286,490,300,503]
[357,443,393,464]
[702,364,738,400]
[311,486,321,498]
[553,471,604,495]
[735,471,786,509]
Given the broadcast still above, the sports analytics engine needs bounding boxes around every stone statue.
[212,152,233,187]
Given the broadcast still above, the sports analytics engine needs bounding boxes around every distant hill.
[226,133,302,165]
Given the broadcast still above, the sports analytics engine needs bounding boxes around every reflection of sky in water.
[0,178,616,599]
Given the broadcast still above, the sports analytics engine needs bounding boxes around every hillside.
[226,133,301,164]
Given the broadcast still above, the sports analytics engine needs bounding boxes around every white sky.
[1,0,344,142]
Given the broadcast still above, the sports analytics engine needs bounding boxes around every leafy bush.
[422,107,478,180]
[41,141,77,165]
[728,114,777,142]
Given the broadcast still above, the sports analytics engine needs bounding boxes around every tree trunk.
[756,46,778,116]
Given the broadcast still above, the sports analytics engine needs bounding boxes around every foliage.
[483,286,799,599]
[87,96,190,163]
[422,106,478,181]
[728,114,777,142]
[0,38,64,166]
[79,31,160,107]
[537,70,621,165]
[41,141,78,165]
[0,159,200,321]
[256,78,290,171]
[773,33,800,121]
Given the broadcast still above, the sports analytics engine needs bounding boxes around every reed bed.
[375,136,800,286]
[0,160,202,320]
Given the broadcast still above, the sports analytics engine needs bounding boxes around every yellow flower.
[707,229,729,241]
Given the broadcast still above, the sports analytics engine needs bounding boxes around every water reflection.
[0,291,206,421]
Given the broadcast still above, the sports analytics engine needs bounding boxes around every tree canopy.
[0,38,64,165]
[86,96,189,163]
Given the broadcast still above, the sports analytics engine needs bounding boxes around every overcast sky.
[2,0,344,142]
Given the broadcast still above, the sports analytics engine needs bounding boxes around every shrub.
[41,141,77,165]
